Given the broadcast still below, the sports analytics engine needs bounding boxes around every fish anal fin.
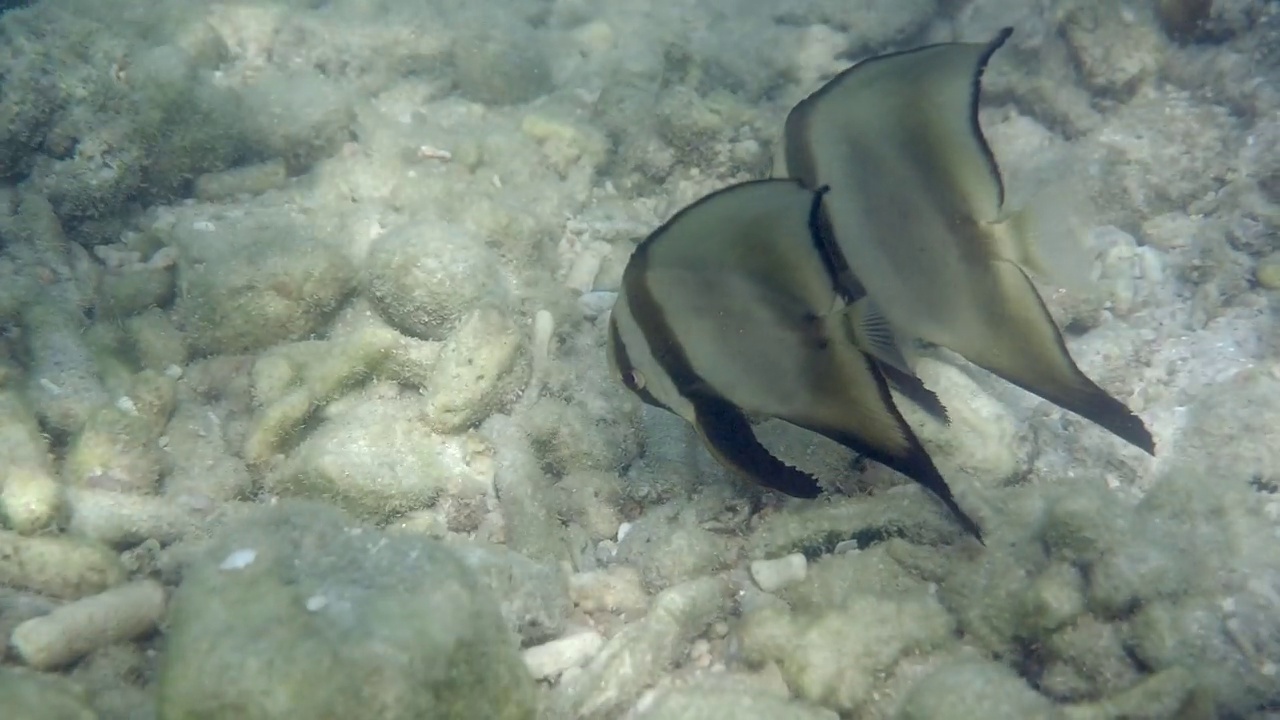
[797,417,983,543]
[770,340,982,541]
[692,395,823,499]
[972,261,1155,455]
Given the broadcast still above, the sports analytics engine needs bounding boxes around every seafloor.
[0,0,1277,718]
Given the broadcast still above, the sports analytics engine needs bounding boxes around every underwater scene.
[0,0,1277,717]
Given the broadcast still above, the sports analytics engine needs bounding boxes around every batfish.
[606,178,984,540]
[782,27,1155,455]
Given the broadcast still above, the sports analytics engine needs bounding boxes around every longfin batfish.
[783,27,1155,455]
[606,178,983,541]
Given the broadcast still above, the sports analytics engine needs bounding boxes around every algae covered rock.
[936,442,1280,716]
[897,356,1031,487]
[615,506,738,591]
[445,539,572,646]
[171,206,356,356]
[62,370,175,495]
[780,543,929,612]
[21,299,111,435]
[452,23,553,106]
[0,531,126,600]
[13,22,249,225]
[158,501,536,720]
[634,684,839,720]
[1118,472,1280,715]
[737,593,955,714]
[239,70,353,175]
[0,390,63,534]
[268,397,495,522]
[364,218,506,341]
[1168,366,1280,488]
[520,391,643,476]
[125,309,187,372]
[422,307,526,432]
[897,660,1057,720]
[242,327,400,466]
[0,666,97,720]
[554,576,730,718]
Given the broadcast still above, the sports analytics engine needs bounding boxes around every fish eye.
[623,369,646,391]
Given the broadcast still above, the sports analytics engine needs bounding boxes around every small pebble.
[750,553,808,593]
[569,566,649,615]
[522,630,605,680]
[578,291,617,319]
[690,638,713,669]
[1256,253,1280,290]
[833,540,861,554]
[219,548,257,570]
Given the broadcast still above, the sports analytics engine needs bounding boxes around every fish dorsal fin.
[785,27,1013,224]
[636,179,826,297]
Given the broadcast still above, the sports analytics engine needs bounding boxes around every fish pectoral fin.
[843,297,913,374]
[692,395,823,499]
[969,260,1155,455]
[836,299,949,423]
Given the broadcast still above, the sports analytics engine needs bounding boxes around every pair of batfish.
[605,27,1155,543]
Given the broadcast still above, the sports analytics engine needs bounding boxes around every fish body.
[607,178,983,540]
[784,27,1155,455]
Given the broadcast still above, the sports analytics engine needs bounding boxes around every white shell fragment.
[219,548,258,571]
[578,291,617,319]
[750,553,808,593]
[521,630,605,680]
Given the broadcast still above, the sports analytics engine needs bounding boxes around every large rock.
[157,502,537,720]
[171,205,355,356]
[0,666,96,720]
[363,219,506,342]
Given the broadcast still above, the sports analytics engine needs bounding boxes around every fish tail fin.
[997,180,1097,294]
